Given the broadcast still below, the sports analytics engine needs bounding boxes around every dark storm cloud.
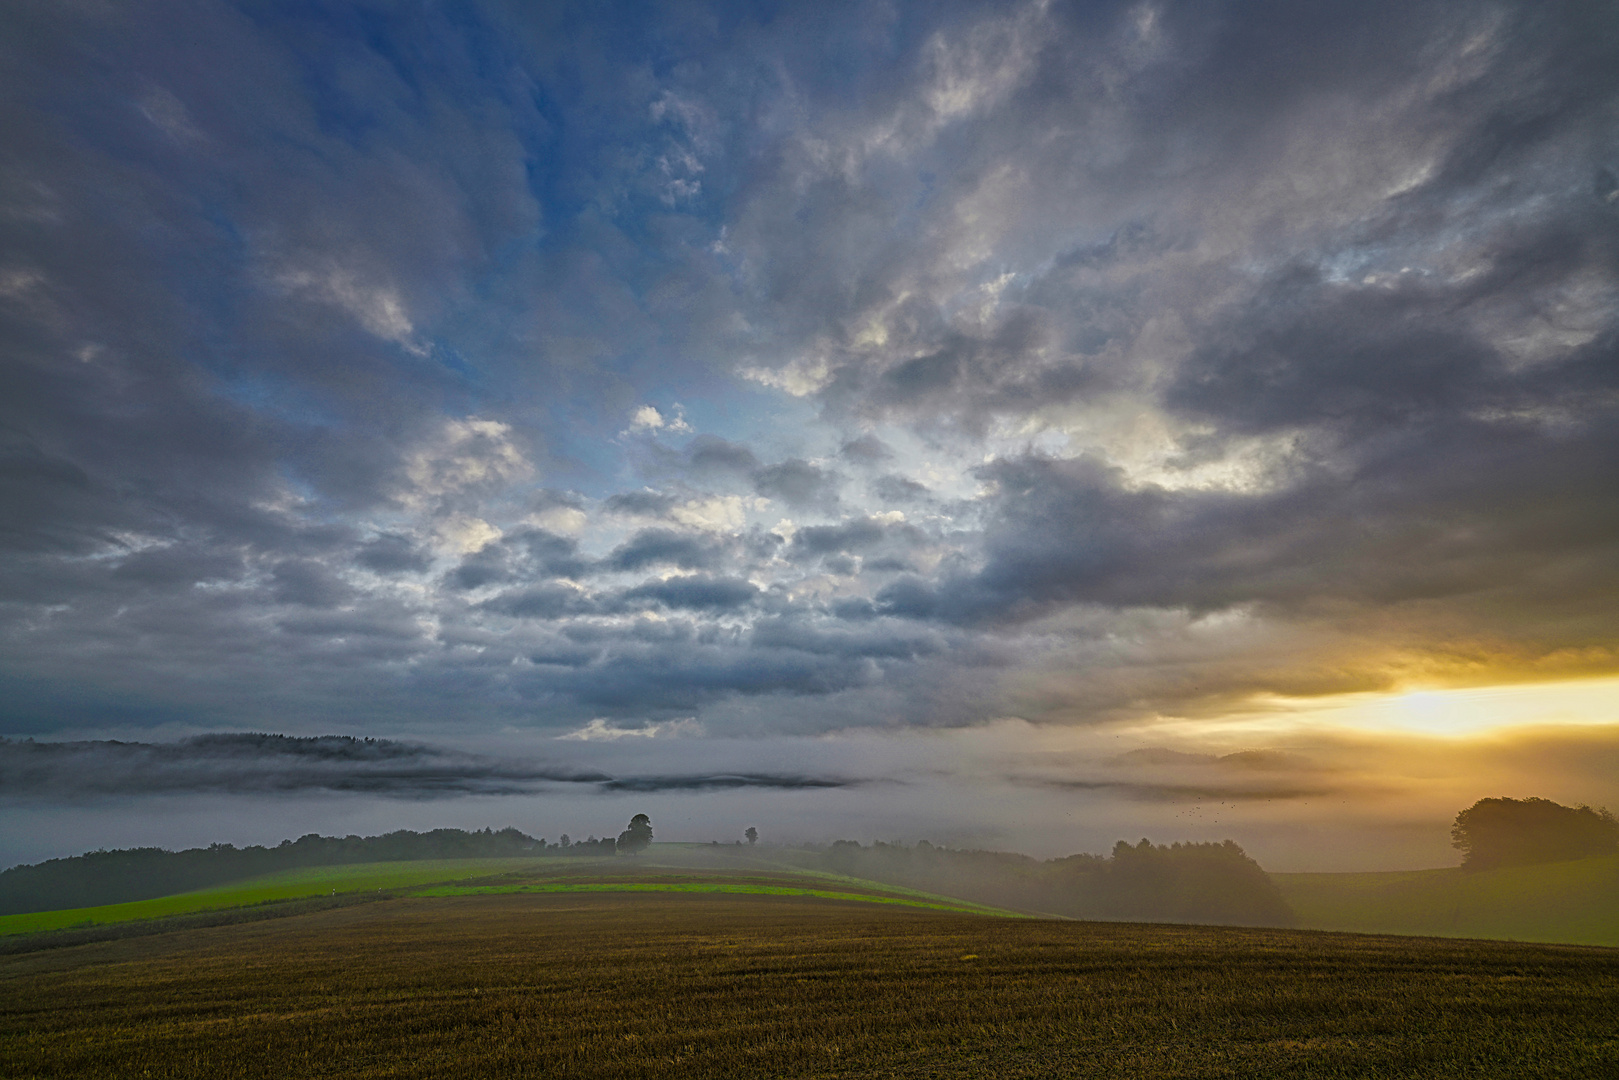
[447,547,510,591]
[0,734,607,798]
[599,773,850,793]
[529,490,586,514]
[605,528,720,572]
[1166,240,1619,439]
[751,459,841,512]
[536,642,892,711]
[276,607,425,645]
[510,529,592,579]
[870,475,932,505]
[839,435,894,467]
[0,435,118,554]
[1015,745,1358,803]
[825,310,1074,428]
[788,516,931,576]
[355,533,431,575]
[448,529,590,590]
[0,734,859,801]
[750,617,947,661]
[112,544,246,588]
[621,575,759,612]
[479,584,599,620]
[270,559,354,608]
[792,518,890,555]
[874,401,1618,637]
[686,436,760,477]
[603,490,680,517]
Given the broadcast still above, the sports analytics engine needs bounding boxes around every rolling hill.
[1274,853,1619,946]
[0,845,1023,940]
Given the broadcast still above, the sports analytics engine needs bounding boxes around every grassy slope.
[0,858,546,936]
[413,880,1022,917]
[15,843,1616,946]
[1275,853,1619,946]
[446,844,1031,916]
[3,893,1616,1079]
[0,847,1024,936]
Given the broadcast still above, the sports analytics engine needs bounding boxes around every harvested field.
[3,892,1616,1078]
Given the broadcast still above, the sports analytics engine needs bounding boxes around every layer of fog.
[5,720,1616,875]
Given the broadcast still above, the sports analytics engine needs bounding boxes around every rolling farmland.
[1276,853,1619,947]
[4,891,1617,1078]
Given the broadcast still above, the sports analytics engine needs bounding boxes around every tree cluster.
[551,834,619,856]
[1451,797,1618,871]
[820,837,1293,926]
[616,814,653,855]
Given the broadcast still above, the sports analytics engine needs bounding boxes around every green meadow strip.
[746,862,1020,909]
[643,854,1039,915]
[0,858,545,936]
[410,880,1026,917]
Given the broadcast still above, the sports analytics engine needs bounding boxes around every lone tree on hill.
[745,827,758,845]
[617,814,653,855]
[1451,797,1618,871]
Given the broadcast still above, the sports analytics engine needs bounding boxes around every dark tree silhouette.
[744,827,758,845]
[1452,797,1619,871]
[617,814,653,855]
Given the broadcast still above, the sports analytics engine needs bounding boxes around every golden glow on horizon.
[1150,674,1619,740]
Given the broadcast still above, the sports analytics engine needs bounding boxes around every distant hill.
[0,828,565,915]
[1274,854,1619,947]
[4,831,1296,930]
[810,838,1296,927]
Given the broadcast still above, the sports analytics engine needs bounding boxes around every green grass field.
[412,875,1023,917]
[3,892,1615,1078]
[0,848,1025,938]
[1276,853,1619,946]
[0,858,551,936]
[11,842,1619,953]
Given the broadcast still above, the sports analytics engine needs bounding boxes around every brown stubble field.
[3,893,1617,1079]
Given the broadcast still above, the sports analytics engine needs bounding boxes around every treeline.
[820,838,1295,927]
[0,827,613,917]
[1452,797,1618,871]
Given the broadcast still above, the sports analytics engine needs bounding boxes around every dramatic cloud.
[0,734,853,800]
[0,734,606,799]
[2,0,1616,869]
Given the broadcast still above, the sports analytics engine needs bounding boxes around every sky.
[2,0,1617,872]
